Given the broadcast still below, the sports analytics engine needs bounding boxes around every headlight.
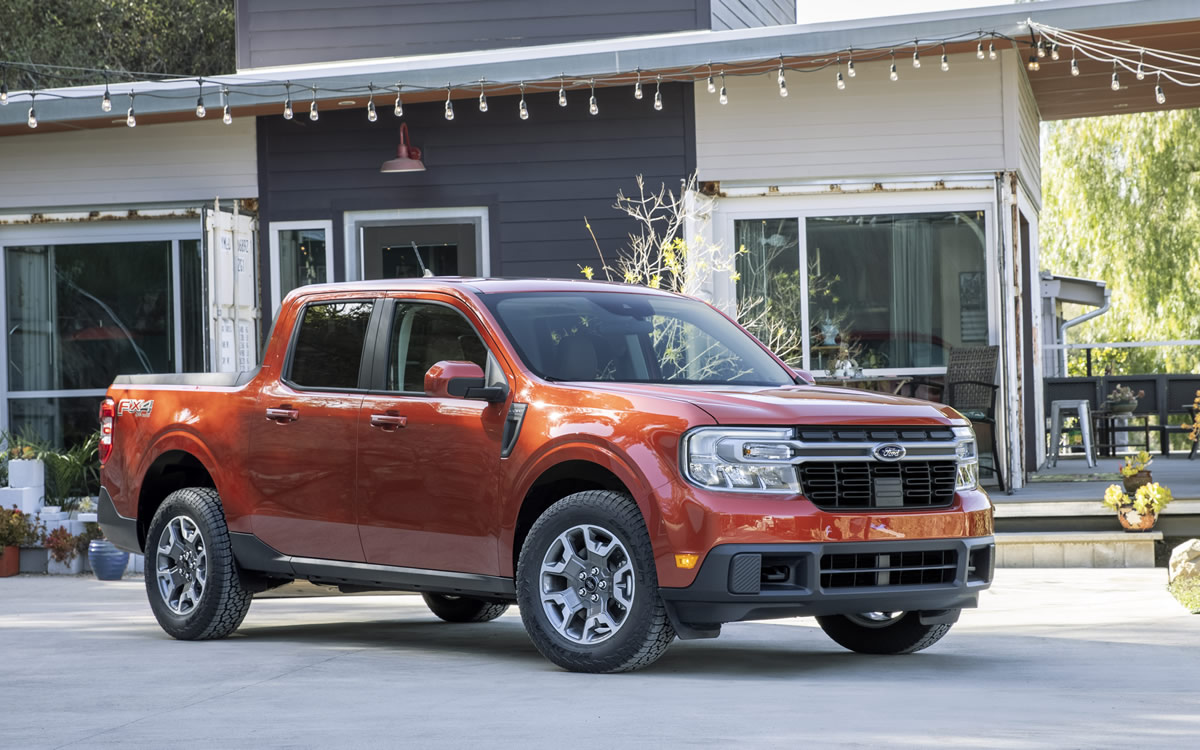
[682,428,799,493]
[953,425,979,491]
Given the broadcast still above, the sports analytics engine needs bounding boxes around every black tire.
[516,490,675,673]
[422,593,510,623]
[143,487,252,640]
[816,612,952,655]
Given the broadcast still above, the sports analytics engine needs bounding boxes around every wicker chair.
[908,345,1004,491]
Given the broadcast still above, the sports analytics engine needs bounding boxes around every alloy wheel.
[539,524,635,645]
[155,516,208,616]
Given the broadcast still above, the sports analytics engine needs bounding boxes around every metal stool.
[1048,400,1096,468]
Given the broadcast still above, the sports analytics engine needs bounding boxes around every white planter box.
[127,553,145,575]
[19,547,47,574]
[0,486,41,515]
[47,556,84,575]
[77,512,99,523]
[8,459,45,490]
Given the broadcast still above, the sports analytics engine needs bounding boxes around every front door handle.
[265,407,299,422]
[370,413,408,430]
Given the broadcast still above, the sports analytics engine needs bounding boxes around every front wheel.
[144,487,252,640]
[516,490,675,673]
[816,611,952,655]
[422,593,509,623]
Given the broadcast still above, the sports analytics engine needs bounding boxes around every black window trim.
[364,296,503,398]
[281,296,382,394]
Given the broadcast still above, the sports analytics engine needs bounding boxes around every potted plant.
[80,522,129,580]
[1118,450,1153,493]
[0,505,28,577]
[1106,384,1144,414]
[1104,482,1174,531]
[45,526,83,574]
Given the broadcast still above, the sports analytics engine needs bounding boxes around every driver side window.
[386,302,488,392]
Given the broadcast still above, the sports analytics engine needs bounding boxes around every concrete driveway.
[0,569,1196,749]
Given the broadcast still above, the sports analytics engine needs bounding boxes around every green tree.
[0,0,234,90]
[1041,110,1200,375]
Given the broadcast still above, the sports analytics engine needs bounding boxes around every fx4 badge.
[117,399,154,417]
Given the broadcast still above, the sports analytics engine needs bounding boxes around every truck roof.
[288,277,683,298]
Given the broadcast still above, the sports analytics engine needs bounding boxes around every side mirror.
[424,361,508,403]
[790,367,816,385]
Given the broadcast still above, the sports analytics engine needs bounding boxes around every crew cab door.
[355,296,508,574]
[244,296,379,562]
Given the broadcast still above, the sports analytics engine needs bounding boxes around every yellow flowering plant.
[1103,482,1174,514]
[1118,450,1153,478]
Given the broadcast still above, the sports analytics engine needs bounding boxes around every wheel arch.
[136,449,218,549]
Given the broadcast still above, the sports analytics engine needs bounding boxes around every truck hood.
[570,382,964,426]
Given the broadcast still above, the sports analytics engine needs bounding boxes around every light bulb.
[1071,57,1080,77]
[519,97,529,120]
[223,103,232,125]
[634,80,643,100]
[1037,40,1046,58]
[195,96,206,118]
[836,70,845,90]
[653,86,662,111]
[706,75,715,94]
[102,88,112,112]
[589,94,598,116]
[558,80,567,107]
[1136,62,1145,80]
[989,43,997,61]
[1028,56,1040,72]
[1155,83,1166,104]
[976,41,985,60]
[284,97,293,119]
[367,98,377,121]
[913,49,921,68]
[393,86,403,117]
[309,100,318,121]
[847,59,856,77]
[126,106,136,128]
[890,62,898,81]
[27,105,36,128]
[478,91,487,112]
[777,66,788,97]
[444,97,454,121]
[941,53,949,72]
[1,83,8,105]
[1051,44,1060,61]
[719,85,727,105]
[1111,71,1120,91]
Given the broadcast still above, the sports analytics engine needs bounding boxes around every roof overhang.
[1,0,1195,136]
[1040,271,1108,307]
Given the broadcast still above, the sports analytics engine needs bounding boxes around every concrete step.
[995,531,1161,568]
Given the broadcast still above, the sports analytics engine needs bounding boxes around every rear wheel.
[144,487,252,640]
[516,490,675,673]
[422,593,509,623]
[816,611,952,655]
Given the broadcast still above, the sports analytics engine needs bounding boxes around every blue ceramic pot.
[88,540,129,580]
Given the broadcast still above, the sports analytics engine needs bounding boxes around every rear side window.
[288,301,373,389]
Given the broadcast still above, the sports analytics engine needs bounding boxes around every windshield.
[482,291,795,387]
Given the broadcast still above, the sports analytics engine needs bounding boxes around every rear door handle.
[370,413,408,430]
[265,407,299,422]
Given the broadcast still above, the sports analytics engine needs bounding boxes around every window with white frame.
[733,211,988,373]
[269,220,334,314]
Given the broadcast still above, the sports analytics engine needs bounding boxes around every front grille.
[796,426,955,443]
[798,461,957,510]
[820,549,958,589]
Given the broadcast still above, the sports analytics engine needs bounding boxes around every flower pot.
[47,555,83,575]
[88,540,130,581]
[1122,470,1152,494]
[0,546,18,577]
[1117,504,1158,531]
[1108,399,1138,414]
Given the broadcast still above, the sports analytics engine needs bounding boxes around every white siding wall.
[1017,60,1043,209]
[695,51,1013,183]
[0,119,257,211]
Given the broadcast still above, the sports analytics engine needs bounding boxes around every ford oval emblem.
[873,443,906,461]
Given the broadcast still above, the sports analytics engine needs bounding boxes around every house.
[1,0,1196,491]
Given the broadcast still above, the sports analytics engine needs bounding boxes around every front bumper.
[659,536,994,637]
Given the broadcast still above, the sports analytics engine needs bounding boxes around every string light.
[989,42,997,60]
[589,79,598,116]
[1051,43,1060,60]
[444,84,454,120]
[847,54,856,77]
[1037,38,1046,58]
[1111,62,1120,91]
[367,84,377,121]
[706,64,716,94]
[836,58,845,90]
[719,71,727,105]
[26,91,36,128]
[1070,50,1080,77]
[126,92,136,128]
[912,44,921,68]
[283,83,293,119]
[101,78,111,112]
[777,59,788,97]
[222,87,232,124]
[941,44,949,71]
[1028,54,1040,72]
[519,82,529,120]
[890,50,899,81]
[393,83,403,117]
[558,75,567,107]
[634,69,643,100]
[976,40,985,60]
[195,79,206,118]
[653,75,662,111]
[309,86,318,120]
[1,69,7,105]
[1136,51,1145,80]
[478,80,488,112]
[1156,71,1166,104]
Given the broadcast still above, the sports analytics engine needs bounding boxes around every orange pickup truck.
[99,278,994,673]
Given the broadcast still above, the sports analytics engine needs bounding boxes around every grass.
[1168,577,1200,614]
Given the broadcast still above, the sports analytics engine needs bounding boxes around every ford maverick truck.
[100,278,994,673]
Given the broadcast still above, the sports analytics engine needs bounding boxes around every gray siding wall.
[711,0,794,30]
[257,83,695,316]
[238,0,711,69]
